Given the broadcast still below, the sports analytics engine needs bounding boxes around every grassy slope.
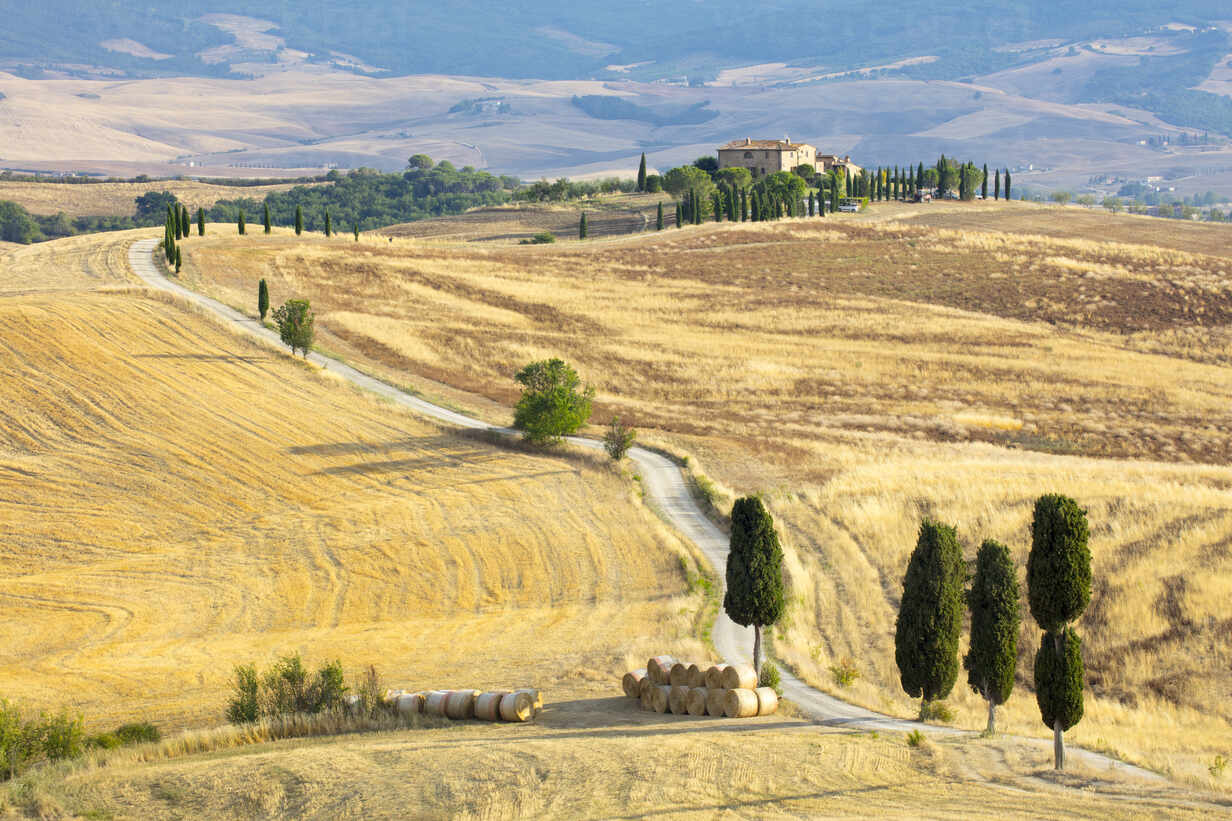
[176,200,1232,788]
[0,180,316,217]
[0,230,699,736]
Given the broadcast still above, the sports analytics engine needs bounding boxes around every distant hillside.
[1,1,1228,83]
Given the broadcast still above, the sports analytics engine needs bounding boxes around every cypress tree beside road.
[1027,494,1091,770]
[197,208,205,236]
[723,496,786,674]
[295,205,303,236]
[258,278,270,321]
[578,211,588,239]
[894,519,965,713]
[264,203,272,234]
[174,247,182,274]
[963,539,1020,735]
[656,201,664,231]
[637,153,647,192]
[181,205,190,239]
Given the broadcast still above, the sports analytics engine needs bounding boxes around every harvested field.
[0,232,699,733]
[179,202,1232,786]
[0,180,316,217]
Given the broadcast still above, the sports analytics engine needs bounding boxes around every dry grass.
[0,231,699,735]
[0,180,315,217]
[178,201,1232,787]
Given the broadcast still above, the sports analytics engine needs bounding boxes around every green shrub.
[40,711,84,761]
[114,722,160,745]
[917,700,956,723]
[512,358,594,445]
[262,654,311,716]
[519,231,555,245]
[230,655,350,723]
[829,657,860,688]
[906,729,926,747]
[758,661,783,697]
[226,664,260,724]
[315,660,347,714]
[602,416,636,461]
[1210,754,1228,779]
[86,732,122,750]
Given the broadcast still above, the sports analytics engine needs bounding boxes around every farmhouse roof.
[719,137,813,151]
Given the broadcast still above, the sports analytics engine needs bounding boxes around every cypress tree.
[294,205,303,236]
[164,213,173,262]
[353,223,359,242]
[197,207,205,236]
[713,192,722,222]
[1005,171,1012,201]
[579,211,588,239]
[656,201,664,230]
[174,246,181,274]
[637,153,647,192]
[894,519,965,713]
[181,205,190,239]
[740,188,748,221]
[917,162,926,191]
[808,191,815,217]
[723,496,786,674]
[693,190,702,225]
[964,539,1019,735]
[675,201,683,228]
[1027,494,1091,770]
[325,210,332,237]
[174,204,183,240]
[258,278,270,321]
[168,205,178,241]
[238,211,246,235]
[995,169,1002,201]
[264,203,272,234]
[982,164,989,200]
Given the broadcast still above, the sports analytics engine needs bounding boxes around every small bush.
[829,656,860,688]
[86,732,122,750]
[906,729,926,748]
[115,722,160,745]
[1211,754,1228,779]
[603,415,636,461]
[40,711,84,762]
[227,664,259,724]
[918,700,956,723]
[519,231,555,245]
[759,661,783,696]
[229,654,351,724]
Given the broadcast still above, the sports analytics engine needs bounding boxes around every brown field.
[177,200,1232,788]
[0,180,314,217]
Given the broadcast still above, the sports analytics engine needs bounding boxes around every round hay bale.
[720,663,757,690]
[395,693,425,716]
[638,676,655,709]
[668,684,690,715]
[754,687,779,716]
[622,669,647,698]
[381,689,405,708]
[474,691,510,721]
[687,664,706,688]
[344,694,363,716]
[499,691,534,722]
[514,688,542,713]
[444,689,480,720]
[724,688,759,718]
[705,664,729,690]
[651,685,671,713]
[705,688,728,717]
[647,655,676,685]
[686,687,709,716]
[669,662,691,687]
[424,690,451,717]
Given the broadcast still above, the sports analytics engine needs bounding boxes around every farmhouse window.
[744,151,753,158]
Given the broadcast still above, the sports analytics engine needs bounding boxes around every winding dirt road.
[127,237,1159,779]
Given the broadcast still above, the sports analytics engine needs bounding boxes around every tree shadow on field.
[603,786,894,819]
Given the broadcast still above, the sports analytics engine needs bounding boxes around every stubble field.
[177,200,1232,788]
[0,180,315,217]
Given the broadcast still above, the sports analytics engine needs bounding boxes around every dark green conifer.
[723,496,786,674]
[637,153,647,192]
[964,539,1020,735]
[894,519,965,713]
[264,203,272,234]
[258,278,269,321]
[197,207,205,236]
[325,211,332,237]
[294,205,303,236]
[656,201,664,231]
[995,169,1002,200]
[238,211,246,235]
[579,211,588,239]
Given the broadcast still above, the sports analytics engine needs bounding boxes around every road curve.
[128,238,1159,777]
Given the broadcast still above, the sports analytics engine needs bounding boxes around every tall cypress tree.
[656,201,664,230]
[353,223,359,242]
[294,205,303,236]
[723,496,786,674]
[917,162,926,191]
[264,203,272,234]
[1027,494,1091,770]
[693,190,702,225]
[181,205,190,239]
[197,207,205,236]
[238,211,246,235]
[579,211,588,239]
[713,192,722,222]
[994,169,1001,200]
[964,539,1019,735]
[174,246,181,274]
[637,153,647,192]
[325,210,332,237]
[675,201,683,228]
[740,188,748,221]
[894,519,965,714]
[982,164,989,200]
[258,278,270,321]
[1005,171,1012,201]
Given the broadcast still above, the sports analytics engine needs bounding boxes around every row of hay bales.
[370,688,542,723]
[622,656,777,718]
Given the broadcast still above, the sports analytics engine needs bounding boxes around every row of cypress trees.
[894,494,1091,769]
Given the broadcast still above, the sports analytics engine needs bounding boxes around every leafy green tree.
[1102,196,1123,213]
[656,201,664,230]
[264,202,272,234]
[134,190,178,222]
[644,174,663,194]
[1051,191,1072,205]
[637,153,647,192]
[757,171,807,212]
[512,358,594,445]
[692,156,719,176]
[272,299,315,357]
[226,664,259,724]
[964,539,1019,735]
[662,166,716,200]
[258,278,270,321]
[895,519,965,714]
[603,415,636,461]
[723,496,786,674]
[579,211,588,239]
[408,153,434,169]
[294,205,303,236]
[1027,494,1091,770]
[715,166,752,190]
[197,207,205,236]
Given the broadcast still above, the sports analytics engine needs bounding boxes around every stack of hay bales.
[622,658,778,718]
[379,687,541,723]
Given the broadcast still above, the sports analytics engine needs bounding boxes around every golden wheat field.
[0,180,315,217]
[176,201,1232,789]
[0,230,704,736]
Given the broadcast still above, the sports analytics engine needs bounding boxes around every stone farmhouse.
[717,137,862,178]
